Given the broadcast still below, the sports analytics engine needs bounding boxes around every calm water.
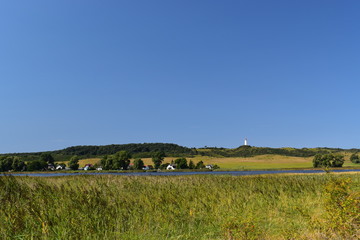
[3,169,360,177]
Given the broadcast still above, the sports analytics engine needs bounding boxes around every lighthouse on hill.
[244,138,248,146]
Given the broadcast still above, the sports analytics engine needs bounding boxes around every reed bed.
[0,174,359,239]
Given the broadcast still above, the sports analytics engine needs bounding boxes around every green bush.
[0,157,26,172]
[195,160,205,169]
[26,160,47,171]
[350,153,360,163]
[313,154,344,168]
[68,156,79,170]
[174,158,188,169]
[152,151,165,169]
[188,160,195,169]
[133,158,144,170]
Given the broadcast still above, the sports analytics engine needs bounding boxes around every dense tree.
[113,151,131,170]
[195,161,205,169]
[188,160,195,169]
[133,158,144,170]
[0,157,13,171]
[68,156,80,170]
[0,156,26,172]
[101,155,113,170]
[40,153,55,165]
[11,157,26,171]
[174,158,188,169]
[152,151,165,169]
[313,154,345,168]
[27,160,47,171]
[212,164,220,169]
[332,155,345,167]
[100,152,131,170]
[313,154,323,168]
[53,143,195,157]
[350,153,360,163]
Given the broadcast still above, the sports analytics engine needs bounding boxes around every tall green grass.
[0,174,359,239]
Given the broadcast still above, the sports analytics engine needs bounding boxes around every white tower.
[244,138,248,146]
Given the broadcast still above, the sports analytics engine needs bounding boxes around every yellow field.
[191,155,314,169]
[77,158,101,168]
[69,154,358,170]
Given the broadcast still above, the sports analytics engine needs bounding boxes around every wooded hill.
[1,143,357,162]
[196,145,349,158]
[2,143,195,162]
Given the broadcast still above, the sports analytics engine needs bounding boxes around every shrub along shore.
[0,173,359,239]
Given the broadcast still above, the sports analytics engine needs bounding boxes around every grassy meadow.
[75,154,359,170]
[0,173,359,239]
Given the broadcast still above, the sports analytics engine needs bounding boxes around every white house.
[166,164,176,170]
[56,165,64,170]
[205,164,213,170]
[47,164,55,171]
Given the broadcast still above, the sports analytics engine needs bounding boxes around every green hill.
[1,143,359,162]
[197,145,349,158]
[2,143,196,162]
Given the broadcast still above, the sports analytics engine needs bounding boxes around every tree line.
[0,153,81,172]
[3,143,356,163]
[0,150,215,172]
[53,143,196,157]
[199,146,346,158]
[100,151,214,170]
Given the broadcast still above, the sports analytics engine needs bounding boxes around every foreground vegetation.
[0,174,359,239]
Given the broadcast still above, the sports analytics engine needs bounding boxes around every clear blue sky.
[1,1,360,153]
